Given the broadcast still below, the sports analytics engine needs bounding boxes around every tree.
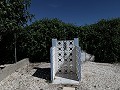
[0,0,33,34]
[0,0,33,64]
[80,18,120,63]
[17,18,79,62]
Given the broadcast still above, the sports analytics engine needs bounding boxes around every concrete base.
[53,75,79,85]
[56,73,78,81]
[63,87,75,90]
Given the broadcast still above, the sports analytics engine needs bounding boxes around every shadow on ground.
[32,67,51,82]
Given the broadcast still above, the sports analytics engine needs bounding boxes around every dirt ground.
[0,61,120,90]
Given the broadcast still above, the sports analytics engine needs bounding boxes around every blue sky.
[29,0,120,26]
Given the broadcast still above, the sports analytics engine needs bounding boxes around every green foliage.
[0,0,33,34]
[80,18,120,63]
[0,0,33,64]
[1,5,120,64]
[16,18,120,63]
[17,18,78,62]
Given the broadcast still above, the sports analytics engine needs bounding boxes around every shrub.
[80,18,120,63]
[17,18,78,62]
[1,17,120,64]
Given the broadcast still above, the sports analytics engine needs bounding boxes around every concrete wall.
[75,46,81,81]
[50,47,56,82]
[81,51,95,62]
[0,58,29,82]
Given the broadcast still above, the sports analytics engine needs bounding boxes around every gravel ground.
[0,61,120,90]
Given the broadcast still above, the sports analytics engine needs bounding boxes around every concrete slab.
[63,87,75,90]
[53,76,79,84]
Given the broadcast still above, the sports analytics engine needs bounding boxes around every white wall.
[81,51,95,62]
